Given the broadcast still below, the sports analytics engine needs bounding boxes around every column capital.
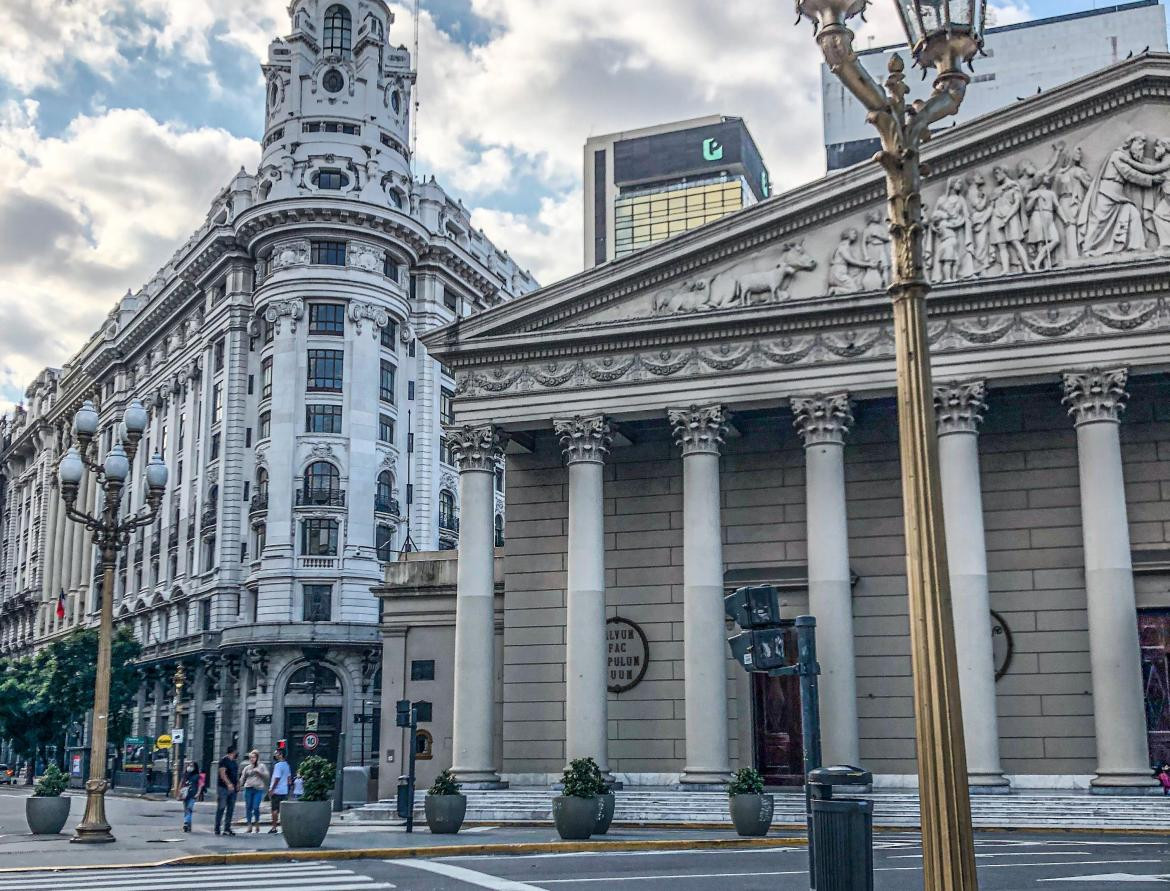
[793,393,853,446]
[668,405,727,457]
[1062,367,1129,426]
[934,380,987,436]
[445,423,508,472]
[553,415,612,465]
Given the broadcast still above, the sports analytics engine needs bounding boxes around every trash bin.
[808,766,874,891]
[396,774,411,819]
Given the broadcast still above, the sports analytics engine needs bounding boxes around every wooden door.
[752,668,804,786]
[1139,609,1170,767]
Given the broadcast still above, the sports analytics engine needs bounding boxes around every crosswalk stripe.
[387,859,547,890]
[0,864,394,890]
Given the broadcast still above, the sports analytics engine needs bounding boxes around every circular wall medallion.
[607,616,650,693]
[323,69,345,93]
[991,610,1014,680]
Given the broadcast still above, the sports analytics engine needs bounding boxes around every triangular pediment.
[428,55,1170,359]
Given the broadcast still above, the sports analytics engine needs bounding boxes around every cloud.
[472,190,582,285]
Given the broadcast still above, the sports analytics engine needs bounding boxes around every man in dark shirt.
[214,745,239,835]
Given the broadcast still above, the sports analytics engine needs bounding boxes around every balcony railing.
[296,488,346,507]
[250,493,269,516]
[374,497,400,516]
[438,515,460,534]
[298,556,337,570]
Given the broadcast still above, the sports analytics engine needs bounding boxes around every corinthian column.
[1062,369,1157,792]
[934,381,1009,792]
[554,415,613,777]
[793,393,860,768]
[669,405,731,787]
[447,423,508,788]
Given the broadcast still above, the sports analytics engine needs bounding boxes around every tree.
[0,650,61,773]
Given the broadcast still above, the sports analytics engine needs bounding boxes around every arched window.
[287,662,343,696]
[323,4,352,55]
[304,461,341,504]
[375,523,394,562]
[256,467,269,498]
[438,490,456,531]
[376,471,394,513]
[415,729,433,760]
[495,514,505,547]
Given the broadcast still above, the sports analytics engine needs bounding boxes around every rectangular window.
[303,585,332,622]
[375,524,394,561]
[495,465,504,492]
[214,339,225,371]
[309,303,345,336]
[383,254,400,281]
[415,701,433,722]
[203,535,216,572]
[307,349,344,391]
[254,524,266,560]
[301,518,339,556]
[245,428,252,448]
[410,660,435,681]
[380,320,398,349]
[176,460,183,485]
[310,240,346,266]
[240,542,248,562]
[209,433,221,461]
[258,411,271,440]
[408,338,416,357]
[306,404,343,434]
[212,384,223,425]
[407,381,415,401]
[261,358,272,399]
[316,169,344,190]
[378,414,395,443]
[379,360,396,403]
[440,389,455,425]
[440,437,454,466]
[264,319,274,344]
[247,374,254,396]
[200,599,211,631]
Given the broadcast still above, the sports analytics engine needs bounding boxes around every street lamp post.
[794,1,986,888]
[58,398,168,844]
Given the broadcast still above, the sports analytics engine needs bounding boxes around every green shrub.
[727,767,765,797]
[588,759,610,795]
[560,757,602,799]
[296,755,336,802]
[34,764,68,797]
[428,769,462,796]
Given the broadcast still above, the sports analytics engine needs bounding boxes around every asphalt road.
[3,833,1169,890]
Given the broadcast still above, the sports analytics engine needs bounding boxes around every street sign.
[171,729,185,745]
[156,733,173,750]
[306,711,319,731]
[302,732,320,751]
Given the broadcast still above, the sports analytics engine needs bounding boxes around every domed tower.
[260,0,414,203]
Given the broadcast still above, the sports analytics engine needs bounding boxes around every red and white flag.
[55,589,66,620]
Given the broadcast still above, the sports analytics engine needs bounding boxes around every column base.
[678,769,732,791]
[452,769,508,790]
[968,773,1012,794]
[1090,772,1160,795]
[457,780,509,790]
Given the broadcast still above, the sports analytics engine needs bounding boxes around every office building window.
[323,4,352,55]
[203,535,216,571]
[495,465,504,492]
[315,169,344,190]
[306,404,343,434]
[200,599,211,630]
[375,524,394,562]
[378,414,395,443]
[209,433,220,462]
[301,518,339,556]
[380,320,398,349]
[304,461,341,500]
[495,513,505,547]
[303,584,333,622]
[214,338,225,371]
[376,471,394,513]
[379,360,396,403]
[258,411,271,440]
[263,318,274,344]
[440,389,454,425]
[414,701,433,722]
[307,349,344,391]
[309,303,345,335]
[614,179,745,259]
[438,490,456,530]
[211,383,223,425]
[261,357,272,398]
[310,240,346,266]
[407,381,415,401]
[383,254,401,281]
[411,660,435,681]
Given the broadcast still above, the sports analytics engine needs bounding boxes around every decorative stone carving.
[307,441,337,460]
[272,239,310,270]
[445,424,508,473]
[934,380,987,436]
[793,393,853,446]
[347,241,383,272]
[1081,134,1170,256]
[652,241,816,314]
[828,228,885,294]
[1062,367,1129,426]
[668,405,727,456]
[439,471,458,493]
[348,300,390,337]
[264,297,305,334]
[554,415,612,465]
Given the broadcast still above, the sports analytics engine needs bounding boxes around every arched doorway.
[283,661,345,771]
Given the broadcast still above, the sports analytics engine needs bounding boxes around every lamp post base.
[71,778,115,844]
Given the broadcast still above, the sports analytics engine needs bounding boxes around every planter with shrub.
[281,756,336,848]
[424,770,467,834]
[553,757,600,840]
[590,762,615,835]
[727,767,773,837]
[26,765,70,835]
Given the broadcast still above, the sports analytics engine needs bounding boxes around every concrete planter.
[729,793,773,837]
[593,792,616,835]
[280,799,332,848]
[424,793,467,834]
[26,795,70,835]
[553,795,596,840]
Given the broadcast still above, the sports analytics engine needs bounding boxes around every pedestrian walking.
[214,745,239,836]
[240,750,270,832]
[180,760,200,833]
[267,749,291,833]
[1157,763,1170,795]
[197,768,207,801]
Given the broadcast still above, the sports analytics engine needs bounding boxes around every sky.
[0,0,1165,413]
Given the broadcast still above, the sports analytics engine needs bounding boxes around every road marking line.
[444,846,803,861]
[387,860,549,889]
[1038,874,1170,883]
[0,877,380,890]
[890,851,1096,859]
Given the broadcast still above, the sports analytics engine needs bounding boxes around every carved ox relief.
[651,240,817,315]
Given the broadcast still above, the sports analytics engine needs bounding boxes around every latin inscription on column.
[606,617,649,693]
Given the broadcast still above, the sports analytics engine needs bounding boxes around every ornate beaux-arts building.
[0,0,535,773]
[416,54,1170,793]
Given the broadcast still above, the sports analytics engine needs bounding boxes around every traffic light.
[396,698,412,728]
[725,585,789,673]
[724,584,782,628]
[728,628,787,671]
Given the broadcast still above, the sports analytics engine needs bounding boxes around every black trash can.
[808,766,874,891]
[396,774,411,819]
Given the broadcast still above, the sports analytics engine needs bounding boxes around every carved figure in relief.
[1152,138,1170,251]
[652,280,709,314]
[989,166,1031,275]
[1025,174,1068,271]
[734,241,817,304]
[861,210,890,289]
[1080,133,1167,256]
[1050,144,1093,259]
[930,177,973,282]
[827,228,881,295]
[966,172,993,274]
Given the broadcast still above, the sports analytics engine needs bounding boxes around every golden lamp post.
[58,398,169,844]
[793,1,988,887]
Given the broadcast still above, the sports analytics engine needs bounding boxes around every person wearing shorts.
[268,749,291,833]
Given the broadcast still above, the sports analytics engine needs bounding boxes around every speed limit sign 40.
[302,732,319,751]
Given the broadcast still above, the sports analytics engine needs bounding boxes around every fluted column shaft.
[448,424,508,787]
[935,381,1008,791]
[670,405,731,786]
[1063,368,1156,791]
[555,415,612,775]
[794,393,860,767]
